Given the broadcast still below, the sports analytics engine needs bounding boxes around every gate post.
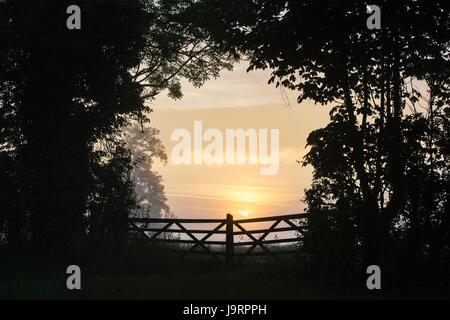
[226,213,234,269]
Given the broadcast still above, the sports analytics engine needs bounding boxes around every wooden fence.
[128,213,308,267]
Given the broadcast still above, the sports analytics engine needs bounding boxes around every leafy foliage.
[0,0,235,248]
[203,0,450,284]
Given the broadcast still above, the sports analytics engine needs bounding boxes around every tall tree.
[200,0,449,279]
[0,0,235,248]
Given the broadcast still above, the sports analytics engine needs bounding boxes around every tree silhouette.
[123,122,171,219]
[202,0,449,282]
[0,0,236,249]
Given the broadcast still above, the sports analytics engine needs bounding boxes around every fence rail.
[128,213,308,267]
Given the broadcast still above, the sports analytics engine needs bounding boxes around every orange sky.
[150,62,330,220]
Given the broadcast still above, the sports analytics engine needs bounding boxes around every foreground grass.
[0,244,448,299]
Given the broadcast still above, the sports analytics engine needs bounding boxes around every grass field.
[0,244,448,300]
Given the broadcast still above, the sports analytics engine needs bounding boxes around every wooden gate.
[128,213,307,267]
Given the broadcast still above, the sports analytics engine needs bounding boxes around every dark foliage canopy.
[200,0,450,283]
[0,0,235,248]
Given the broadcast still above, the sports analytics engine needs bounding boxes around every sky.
[149,61,330,222]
